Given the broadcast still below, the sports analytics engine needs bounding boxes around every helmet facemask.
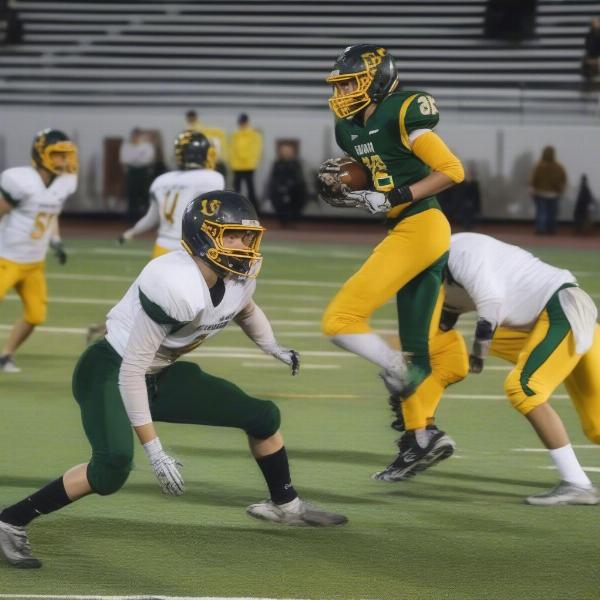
[327,71,375,119]
[199,220,265,278]
[34,139,78,175]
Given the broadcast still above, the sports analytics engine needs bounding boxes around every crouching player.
[441,232,600,505]
[0,190,347,569]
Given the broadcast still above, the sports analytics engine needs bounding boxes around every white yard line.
[539,466,600,472]
[0,596,308,600]
[241,362,340,369]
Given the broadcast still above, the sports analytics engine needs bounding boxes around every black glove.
[439,309,460,332]
[469,354,484,374]
[50,240,67,265]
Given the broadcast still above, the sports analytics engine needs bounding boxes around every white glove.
[269,346,301,375]
[143,437,184,496]
[344,190,391,214]
[119,229,134,244]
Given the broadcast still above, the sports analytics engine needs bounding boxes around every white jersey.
[445,233,576,330]
[150,169,224,251]
[106,250,255,372]
[0,166,77,263]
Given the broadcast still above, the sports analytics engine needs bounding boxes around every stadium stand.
[0,0,599,116]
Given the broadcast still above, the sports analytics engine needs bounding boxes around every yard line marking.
[242,362,340,369]
[47,272,133,282]
[5,294,117,305]
[516,445,599,452]
[0,324,87,334]
[92,248,150,257]
[540,466,600,472]
[0,596,309,600]
[446,393,569,400]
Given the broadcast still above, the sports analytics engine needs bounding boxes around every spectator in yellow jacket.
[185,110,228,178]
[230,113,263,213]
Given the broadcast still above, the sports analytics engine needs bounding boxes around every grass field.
[1,235,600,600]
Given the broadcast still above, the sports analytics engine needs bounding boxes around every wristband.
[388,185,414,207]
[143,437,163,461]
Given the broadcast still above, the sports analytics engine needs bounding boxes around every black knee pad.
[88,454,133,496]
[246,400,281,440]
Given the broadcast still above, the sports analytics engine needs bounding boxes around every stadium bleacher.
[1,0,599,116]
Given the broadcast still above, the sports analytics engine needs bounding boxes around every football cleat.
[373,429,456,482]
[246,497,348,527]
[525,481,600,506]
[0,355,21,373]
[0,520,41,569]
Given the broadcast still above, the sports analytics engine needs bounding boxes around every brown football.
[339,158,371,191]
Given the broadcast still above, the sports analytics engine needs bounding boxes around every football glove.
[49,239,67,265]
[469,354,484,374]
[270,346,301,376]
[469,318,496,374]
[119,229,134,244]
[344,190,391,215]
[317,157,360,208]
[143,438,184,496]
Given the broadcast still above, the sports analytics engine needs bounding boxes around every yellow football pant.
[0,257,47,325]
[491,322,600,444]
[321,208,451,430]
[151,244,171,258]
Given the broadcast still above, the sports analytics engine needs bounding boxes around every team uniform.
[124,169,224,257]
[0,166,76,325]
[322,89,456,431]
[79,250,275,495]
[442,233,600,439]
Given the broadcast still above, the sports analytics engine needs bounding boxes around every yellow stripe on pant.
[0,257,47,325]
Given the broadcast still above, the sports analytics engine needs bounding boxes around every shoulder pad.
[138,253,206,325]
[0,167,37,205]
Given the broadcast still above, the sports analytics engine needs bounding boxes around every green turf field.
[1,237,599,600]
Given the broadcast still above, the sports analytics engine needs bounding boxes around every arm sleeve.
[234,300,278,353]
[118,310,170,427]
[411,131,464,183]
[126,199,160,237]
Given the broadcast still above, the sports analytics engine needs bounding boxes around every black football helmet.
[181,190,265,278]
[31,129,78,174]
[326,44,399,118]
[174,130,216,170]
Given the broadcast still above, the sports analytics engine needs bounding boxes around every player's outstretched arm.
[234,301,300,375]
[119,197,160,243]
[49,217,68,265]
[120,310,184,495]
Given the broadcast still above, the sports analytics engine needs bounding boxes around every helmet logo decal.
[360,51,384,70]
[200,198,221,216]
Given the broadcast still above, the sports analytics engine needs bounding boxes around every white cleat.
[0,520,41,568]
[246,497,348,527]
[525,481,600,506]
[0,357,21,373]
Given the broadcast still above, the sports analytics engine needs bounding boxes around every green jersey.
[334,90,441,218]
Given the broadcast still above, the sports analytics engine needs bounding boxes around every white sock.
[277,497,300,511]
[415,428,430,448]
[330,333,402,371]
[549,444,592,488]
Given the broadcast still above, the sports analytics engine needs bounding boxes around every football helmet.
[174,130,216,170]
[31,129,78,175]
[181,190,265,278]
[326,44,399,118]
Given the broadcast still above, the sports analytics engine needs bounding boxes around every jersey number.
[360,154,395,192]
[163,190,180,225]
[31,212,57,239]
[418,95,438,116]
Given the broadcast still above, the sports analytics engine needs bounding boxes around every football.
[338,157,370,191]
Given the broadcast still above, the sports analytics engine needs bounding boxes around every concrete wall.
[1,105,598,220]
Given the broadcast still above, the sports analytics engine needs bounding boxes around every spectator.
[185,110,228,178]
[573,174,595,234]
[529,146,567,235]
[119,128,155,222]
[230,113,263,213]
[582,17,600,81]
[268,141,307,228]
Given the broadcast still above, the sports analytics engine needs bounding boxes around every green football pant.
[71,339,281,495]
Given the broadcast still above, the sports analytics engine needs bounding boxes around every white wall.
[1,105,598,220]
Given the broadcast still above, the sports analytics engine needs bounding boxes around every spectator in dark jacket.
[573,174,595,234]
[529,146,567,235]
[268,142,307,227]
[583,17,600,80]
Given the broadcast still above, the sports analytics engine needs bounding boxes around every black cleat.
[373,429,456,482]
[388,394,405,432]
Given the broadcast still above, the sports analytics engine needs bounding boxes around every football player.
[319,44,465,479]
[0,129,77,373]
[0,190,347,569]
[119,130,224,257]
[437,232,599,505]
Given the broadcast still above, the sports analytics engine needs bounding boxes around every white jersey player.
[441,232,600,505]
[0,190,347,570]
[120,130,224,257]
[0,129,78,372]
